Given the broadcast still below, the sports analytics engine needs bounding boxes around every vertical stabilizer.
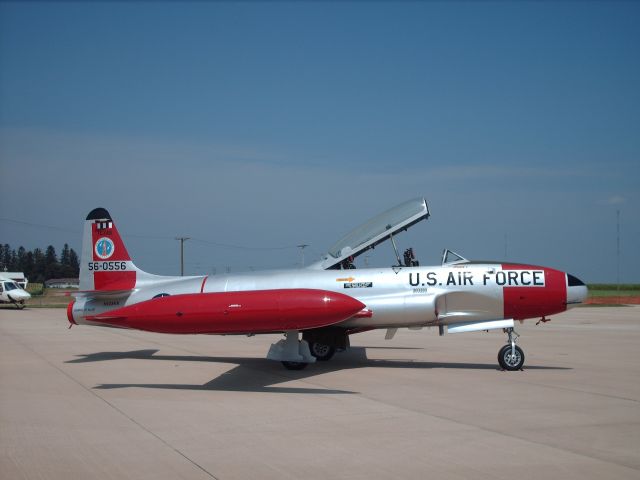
[80,208,138,291]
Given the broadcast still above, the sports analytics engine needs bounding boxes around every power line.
[190,237,299,251]
[0,217,79,234]
[0,217,300,251]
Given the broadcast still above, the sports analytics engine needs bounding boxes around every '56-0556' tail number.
[87,261,128,271]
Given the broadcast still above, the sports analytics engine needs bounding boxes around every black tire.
[16,301,25,310]
[498,344,525,371]
[282,361,308,370]
[309,342,336,361]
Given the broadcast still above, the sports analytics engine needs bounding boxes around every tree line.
[0,243,80,283]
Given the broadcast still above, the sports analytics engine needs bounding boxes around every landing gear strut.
[267,330,316,370]
[498,328,525,371]
[8,296,26,310]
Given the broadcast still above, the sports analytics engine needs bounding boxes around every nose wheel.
[498,328,525,371]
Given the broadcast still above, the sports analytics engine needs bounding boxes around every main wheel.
[309,342,336,361]
[498,344,525,371]
[282,361,308,370]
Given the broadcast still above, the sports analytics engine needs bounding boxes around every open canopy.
[309,197,430,270]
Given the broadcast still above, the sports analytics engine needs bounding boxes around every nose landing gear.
[498,328,525,371]
[8,295,26,310]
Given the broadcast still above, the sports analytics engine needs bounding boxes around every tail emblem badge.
[95,238,115,259]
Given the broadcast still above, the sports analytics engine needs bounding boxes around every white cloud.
[604,195,626,205]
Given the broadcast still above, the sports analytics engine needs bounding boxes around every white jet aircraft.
[68,198,588,370]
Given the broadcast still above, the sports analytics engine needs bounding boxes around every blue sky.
[1,1,638,282]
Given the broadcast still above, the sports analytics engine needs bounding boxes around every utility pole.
[297,244,309,267]
[616,209,620,293]
[176,237,190,276]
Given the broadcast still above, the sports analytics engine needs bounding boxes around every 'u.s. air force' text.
[409,270,545,287]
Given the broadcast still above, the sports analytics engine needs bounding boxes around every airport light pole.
[176,237,190,276]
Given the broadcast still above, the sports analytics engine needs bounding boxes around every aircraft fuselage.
[69,262,584,331]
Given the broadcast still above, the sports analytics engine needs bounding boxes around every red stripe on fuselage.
[502,264,566,320]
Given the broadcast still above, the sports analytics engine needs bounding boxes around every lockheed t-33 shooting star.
[68,199,588,370]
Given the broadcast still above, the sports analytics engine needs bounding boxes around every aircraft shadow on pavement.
[67,347,570,394]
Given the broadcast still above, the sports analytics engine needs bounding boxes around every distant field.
[588,290,639,297]
[0,286,74,309]
[588,284,640,297]
[25,287,75,308]
[586,284,640,306]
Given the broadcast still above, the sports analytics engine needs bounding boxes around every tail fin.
[80,208,139,291]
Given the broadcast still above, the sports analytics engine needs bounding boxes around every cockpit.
[0,281,20,292]
[309,198,430,270]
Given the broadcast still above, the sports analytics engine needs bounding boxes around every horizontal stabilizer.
[71,289,134,298]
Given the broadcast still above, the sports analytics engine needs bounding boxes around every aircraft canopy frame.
[310,197,430,270]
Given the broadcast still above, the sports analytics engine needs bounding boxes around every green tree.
[44,245,60,280]
[60,244,70,266]
[45,245,57,265]
[69,248,80,276]
[9,248,17,271]
[24,251,35,281]
[1,244,10,270]
[17,246,26,272]
[33,248,46,283]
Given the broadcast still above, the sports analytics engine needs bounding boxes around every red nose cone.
[502,264,568,320]
[86,289,365,334]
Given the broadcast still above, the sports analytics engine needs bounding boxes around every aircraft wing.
[435,291,503,322]
[435,291,514,333]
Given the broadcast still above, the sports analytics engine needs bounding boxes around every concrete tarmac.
[1,306,639,479]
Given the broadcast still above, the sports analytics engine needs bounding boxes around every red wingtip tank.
[84,289,366,334]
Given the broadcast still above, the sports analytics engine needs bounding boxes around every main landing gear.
[498,327,525,371]
[267,328,345,369]
[308,342,336,361]
[267,330,316,370]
